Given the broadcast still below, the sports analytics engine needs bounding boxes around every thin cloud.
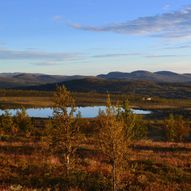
[68,5,191,39]
[92,53,140,58]
[145,54,187,58]
[0,48,82,61]
[31,61,64,66]
[164,44,191,49]
[162,4,171,11]
[53,15,63,22]
[0,42,6,47]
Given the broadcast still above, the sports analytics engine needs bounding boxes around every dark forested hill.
[18,78,191,99]
[0,73,91,88]
[1,71,191,89]
[1,71,191,99]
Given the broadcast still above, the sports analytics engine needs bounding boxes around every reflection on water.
[0,106,151,118]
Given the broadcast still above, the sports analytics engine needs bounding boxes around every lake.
[0,106,151,118]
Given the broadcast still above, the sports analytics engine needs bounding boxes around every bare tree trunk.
[66,154,70,176]
[112,160,117,191]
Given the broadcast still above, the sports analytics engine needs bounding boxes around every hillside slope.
[19,78,191,99]
[98,70,191,82]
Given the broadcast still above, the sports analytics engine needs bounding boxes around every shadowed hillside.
[18,78,191,99]
[1,71,191,89]
[0,73,91,88]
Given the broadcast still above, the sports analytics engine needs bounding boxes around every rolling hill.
[0,73,91,88]
[1,70,191,89]
[97,70,191,82]
[1,71,191,99]
[18,78,191,99]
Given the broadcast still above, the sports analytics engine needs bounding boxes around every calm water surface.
[0,106,151,118]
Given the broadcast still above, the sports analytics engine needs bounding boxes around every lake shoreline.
[0,106,152,118]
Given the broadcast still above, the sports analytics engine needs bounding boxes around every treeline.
[0,89,52,97]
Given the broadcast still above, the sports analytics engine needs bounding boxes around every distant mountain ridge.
[0,73,92,88]
[0,70,191,89]
[97,70,191,82]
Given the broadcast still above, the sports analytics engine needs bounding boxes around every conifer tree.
[118,99,147,141]
[97,95,128,191]
[14,107,33,136]
[0,110,15,135]
[48,86,82,176]
[165,114,190,142]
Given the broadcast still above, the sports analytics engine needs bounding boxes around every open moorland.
[0,117,191,191]
[0,86,191,191]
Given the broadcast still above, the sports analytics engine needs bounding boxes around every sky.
[0,0,191,75]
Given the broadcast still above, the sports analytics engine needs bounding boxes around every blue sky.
[0,0,191,75]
